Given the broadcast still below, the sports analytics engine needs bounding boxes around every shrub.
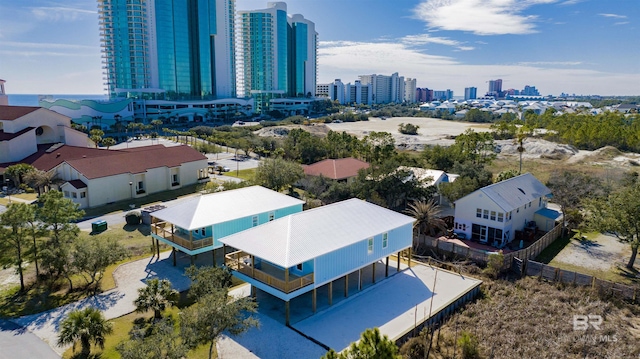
[125,211,142,225]
[483,250,504,279]
[399,122,419,135]
[458,331,480,359]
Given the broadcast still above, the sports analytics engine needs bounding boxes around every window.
[539,197,542,207]
[252,216,258,227]
[490,211,496,221]
[64,191,70,197]
[80,192,86,198]
[138,181,144,190]
[476,208,482,218]
[497,213,504,222]
[483,210,489,219]
[296,263,303,271]
[367,237,374,254]
[72,192,77,198]
[200,228,205,236]
[382,233,388,249]
[268,212,275,221]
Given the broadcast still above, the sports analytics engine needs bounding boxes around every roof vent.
[82,155,87,158]
[518,188,526,195]
[56,153,61,157]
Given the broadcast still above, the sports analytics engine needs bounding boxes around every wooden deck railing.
[225,251,314,293]
[151,222,213,250]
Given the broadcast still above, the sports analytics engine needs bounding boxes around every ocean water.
[8,94,108,107]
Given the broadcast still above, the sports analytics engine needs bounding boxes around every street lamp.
[129,181,133,199]
[4,178,10,204]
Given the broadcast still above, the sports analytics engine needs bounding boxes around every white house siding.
[60,182,89,208]
[61,127,93,147]
[0,130,37,163]
[455,190,547,244]
[86,173,131,207]
[3,109,70,143]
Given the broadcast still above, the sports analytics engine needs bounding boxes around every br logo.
[573,314,602,330]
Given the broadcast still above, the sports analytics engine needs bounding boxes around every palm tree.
[134,278,178,320]
[404,200,447,238]
[57,307,113,357]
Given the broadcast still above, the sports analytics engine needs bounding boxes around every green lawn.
[221,168,256,181]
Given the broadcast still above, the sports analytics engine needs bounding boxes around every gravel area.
[552,233,630,271]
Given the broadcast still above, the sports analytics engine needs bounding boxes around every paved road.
[0,320,59,359]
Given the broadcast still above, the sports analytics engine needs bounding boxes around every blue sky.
[1,0,638,96]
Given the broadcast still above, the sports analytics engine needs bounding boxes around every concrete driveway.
[0,320,59,359]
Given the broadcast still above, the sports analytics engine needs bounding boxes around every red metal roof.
[303,157,370,180]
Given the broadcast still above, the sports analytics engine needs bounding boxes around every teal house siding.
[314,224,412,286]
[213,203,303,247]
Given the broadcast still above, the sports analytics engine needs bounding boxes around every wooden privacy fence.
[514,258,639,303]
[419,223,563,270]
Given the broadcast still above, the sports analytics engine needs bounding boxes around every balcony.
[225,251,314,294]
[151,222,213,251]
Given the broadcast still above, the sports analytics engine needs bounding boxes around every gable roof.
[400,167,446,187]
[66,179,87,189]
[220,198,415,267]
[303,157,370,180]
[150,186,305,230]
[1,144,206,179]
[0,106,41,120]
[456,173,551,212]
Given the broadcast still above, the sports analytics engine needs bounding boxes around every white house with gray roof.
[453,173,559,247]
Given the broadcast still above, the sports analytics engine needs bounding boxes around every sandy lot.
[551,233,630,271]
[325,117,491,150]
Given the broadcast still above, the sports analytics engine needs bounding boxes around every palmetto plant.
[405,200,447,237]
[57,307,113,357]
[134,278,178,320]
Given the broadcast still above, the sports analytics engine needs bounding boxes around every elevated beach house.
[220,198,415,324]
[453,173,559,247]
[150,186,304,264]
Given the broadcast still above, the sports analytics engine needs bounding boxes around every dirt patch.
[325,117,491,150]
[255,123,330,138]
[551,233,630,271]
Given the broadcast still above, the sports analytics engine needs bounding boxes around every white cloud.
[317,40,640,96]
[516,61,583,66]
[400,34,474,51]
[598,13,627,19]
[560,0,584,5]
[0,41,95,50]
[30,6,96,22]
[412,0,560,35]
[614,22,630,26]
[0,50,95,57]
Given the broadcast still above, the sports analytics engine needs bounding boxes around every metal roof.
[456,173,551,212]
[150,186,304,230]
[220,198,415,268]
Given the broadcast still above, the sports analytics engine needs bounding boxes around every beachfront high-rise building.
[97,0,236,100]
[487,79,503,98]
[404,78,417,103]
[237,2,317,113]
[0,79,7,106]
[464,87,477,100]
[359,73,405,104]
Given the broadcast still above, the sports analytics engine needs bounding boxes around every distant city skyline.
[1,0,638,96]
